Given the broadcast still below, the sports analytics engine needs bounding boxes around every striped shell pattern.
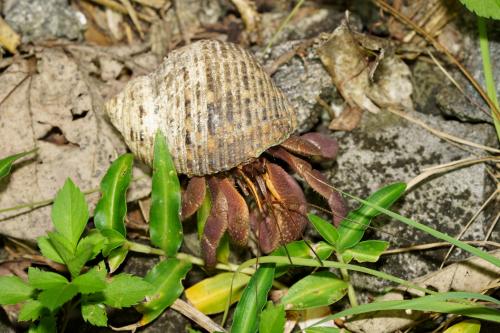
[105,39,298,176]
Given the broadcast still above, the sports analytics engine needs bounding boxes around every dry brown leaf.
[0,45,157,241]
[329,105,364,131]
[317,21,413,130]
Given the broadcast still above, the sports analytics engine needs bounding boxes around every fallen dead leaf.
[0,43,160,241]
[317,21,413,130]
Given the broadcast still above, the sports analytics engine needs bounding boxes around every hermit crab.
[105,39,345,266]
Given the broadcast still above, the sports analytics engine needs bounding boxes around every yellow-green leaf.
[185,272,250,315]
[443,320,481,333]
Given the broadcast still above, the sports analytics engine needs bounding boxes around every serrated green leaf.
[337,182,406,252]
[443,319,481,333]
[103,274,154,308]
[28,267,68,290]
[101,228,127,256]
[81,301,108,327]
[66,241,94,278]
[77,230,106,261]
[280,271,348,310]
[94,154,134,236]
[458,0,500,19]
[28,315,56,333]
[137,258,192,325]
[149,131,182,256]
[107,246,129,273]
[0,276,34,305]
[259,302,285,333]
[231,264,275,333]
[47,231,74,265]
[342,240,389,264]
[51,178,89,250]
[37,236,64,264]
[38,284,79,311]
[308,214,338,246]
[0,149,36,180]
[72,265,107,294]
[185,272,250,315]
[19,299,45,322]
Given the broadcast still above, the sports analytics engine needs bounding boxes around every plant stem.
[336,253,358,307]
[478,16,500,142]
[126,240,256,275]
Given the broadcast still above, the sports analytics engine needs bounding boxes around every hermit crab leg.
[268,147,347,225]
[201,178,228,268]
[218,178,250,247]
[258,162,309,253]
[280,133,339,161]
[181,177,207,220]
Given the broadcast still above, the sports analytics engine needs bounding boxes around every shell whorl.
[105,39,298,176]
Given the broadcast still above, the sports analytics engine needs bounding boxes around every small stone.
[3,0,86,43]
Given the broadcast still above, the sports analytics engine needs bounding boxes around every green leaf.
[259,302,285,333]
[196,189,211,239]
[308,214,338,246]
[28,267,68,290]
[305,328,342,333]
[185,272,251,315]
[81,301,108,327]
[342,240,389,263]
[0,276,34,305]
[271,240,334,277]
[94,154,134,236]
[280,271,348,310]
[231,264,275,333]
[149,131,182,256]
[38,284,79,311]
[443,319,481,333]
[51,178,89,250]
[103,274,154,308]
[77,230,106,261]
[101,228,127,256]
[47,231,75,264]
[66,240,94,278]
[72,265,107,294]
[458,0,500,19]
[308,292,500,327]
[28,315,56,333]
[137,258,192,325]
[19,299,45,322]
[37,236,64,264]
[107,246,129,273]
[337,182,406,252]
[0,149,36,180]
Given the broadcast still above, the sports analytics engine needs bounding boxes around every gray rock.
[436,84,492,123]
[265,41,336,132]
[3,0,86,42]
[325,110,497,295]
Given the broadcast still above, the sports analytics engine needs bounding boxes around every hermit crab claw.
[269,141,347,225]
[255,162,309,253]
[181,177,206,220]
[280,133,339,161]
[200,177,249,268]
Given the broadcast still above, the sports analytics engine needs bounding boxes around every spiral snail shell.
[105,39,298,176]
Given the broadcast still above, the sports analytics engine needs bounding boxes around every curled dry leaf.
[344,250,500,333]
[317,21,413,131]
[0,45,157,241]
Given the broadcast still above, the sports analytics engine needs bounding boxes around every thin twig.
[171,299,226,333]
[484,211,500,243]
[383,240,500,255]
[386,108,500,155]
[407,156,499,190]
[85,0,154,22]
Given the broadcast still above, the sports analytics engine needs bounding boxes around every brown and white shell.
[105,39,298,176]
